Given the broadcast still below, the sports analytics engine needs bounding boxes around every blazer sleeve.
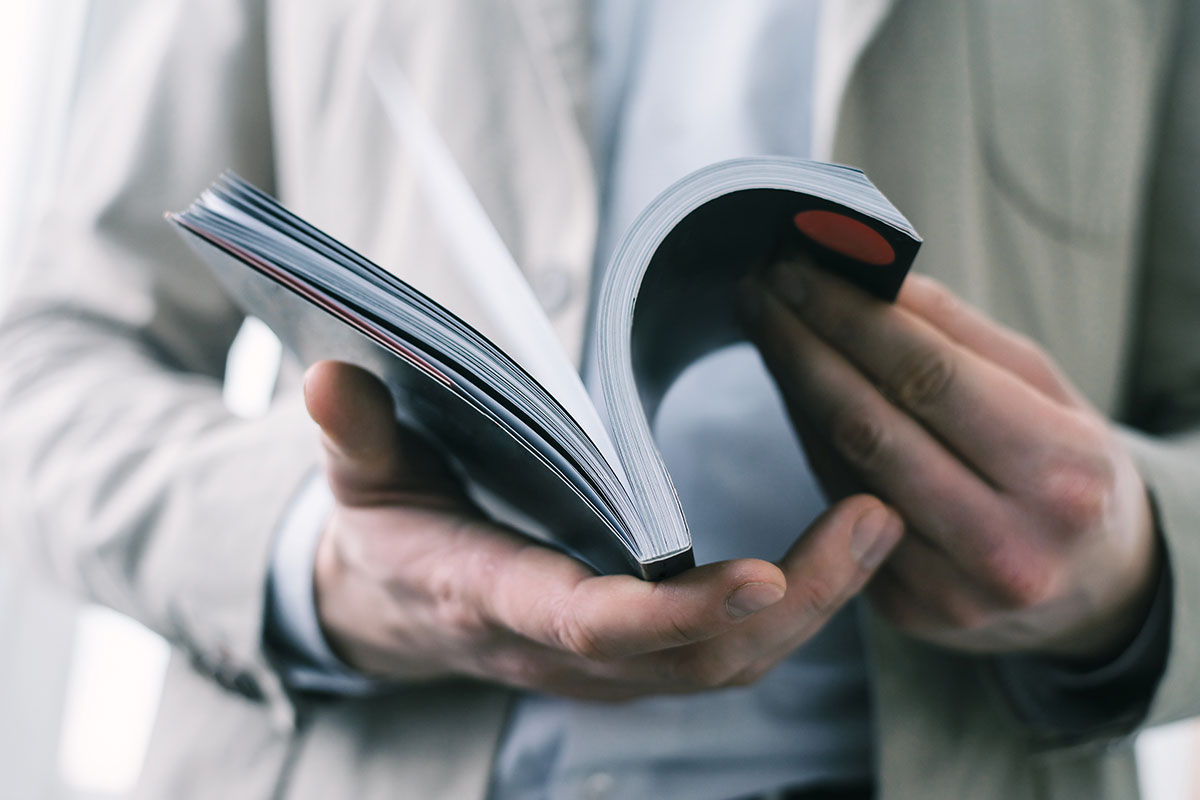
[0,0,318,715]
[1116,0,1200,733]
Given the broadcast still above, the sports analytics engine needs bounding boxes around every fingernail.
[850,507,902,570]
[726,582,785,618]
[736,277,765,328]
[768,262,808,309]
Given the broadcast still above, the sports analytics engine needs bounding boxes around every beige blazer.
[2,1,1199,798]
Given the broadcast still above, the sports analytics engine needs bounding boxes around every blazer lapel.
[506,0,599,359]
[513,0,593,138]
[813,0,899,161]
[359,0,598,361]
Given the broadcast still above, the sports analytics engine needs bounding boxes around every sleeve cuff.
[265,469,382,696]
[993,558,1172,741]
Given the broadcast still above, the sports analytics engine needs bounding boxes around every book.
[169,159,919,580]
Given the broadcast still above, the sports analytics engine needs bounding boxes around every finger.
[897,274,1085,408]
[866,570,1006,655]
[303,360,459,504]
[779,396,862,501]
[477,541,787,661]
[877,536,1003,629]
[743,283,1008,565]
[667,495,904,688]
[755,494,903,636]
[864,569,956,643]
[762,263,1090,489]
[479,498,899,696]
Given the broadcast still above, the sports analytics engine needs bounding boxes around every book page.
[368,56,626,482]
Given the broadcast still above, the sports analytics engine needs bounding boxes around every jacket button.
[532,266,574,315]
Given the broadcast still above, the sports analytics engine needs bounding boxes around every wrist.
[265,471,381,694]
[311,507,429,680]
[311,512,371,673]
[1044,484,1161,665]
[994,557,1172,741]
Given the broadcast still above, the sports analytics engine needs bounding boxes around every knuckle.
[551,605,609,661]
[980,547,1057,610]
[794,575,844,619]
[666,614,707,648]
[424,566,456,609]
[831,406,889,468]
[996,568,1057,611]
[425,566,486,635]
[431,593,485,636]
[1038,458,1116,534]
[419,520,500,630]
[892,348,955,410]
[648,584,711,647]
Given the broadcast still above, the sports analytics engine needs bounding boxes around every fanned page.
[168,157,919,581]
[170,175,652,578]
[365,55,625,482]
[596,158,921,557]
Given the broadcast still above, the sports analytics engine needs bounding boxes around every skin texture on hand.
[739,262,1160,663]
[303,361,903,700]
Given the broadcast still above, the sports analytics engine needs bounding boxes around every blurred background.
[0,4,280,797]
[0,3,1195,798]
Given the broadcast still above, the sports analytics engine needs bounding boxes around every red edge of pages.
[169,213,453,386]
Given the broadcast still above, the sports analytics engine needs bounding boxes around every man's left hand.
[739,261,1160,662]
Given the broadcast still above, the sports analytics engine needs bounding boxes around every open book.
[169,159,919,580]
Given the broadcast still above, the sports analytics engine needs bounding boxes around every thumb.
[303,361,459,505]
[757,495,903,641]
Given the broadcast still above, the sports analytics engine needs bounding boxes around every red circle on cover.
[793,210,896,266]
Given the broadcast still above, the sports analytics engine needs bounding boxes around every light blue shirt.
[488,3,873,799]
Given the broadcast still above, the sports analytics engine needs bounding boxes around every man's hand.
[739,262,1160,662]
[302,360,902,700]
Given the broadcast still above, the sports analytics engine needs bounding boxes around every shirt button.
[532,266,574,315]
[582,772,614,800]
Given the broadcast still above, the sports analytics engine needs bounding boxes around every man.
[1,1,1197,799]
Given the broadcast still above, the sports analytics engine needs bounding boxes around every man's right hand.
[303,360,902,701]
